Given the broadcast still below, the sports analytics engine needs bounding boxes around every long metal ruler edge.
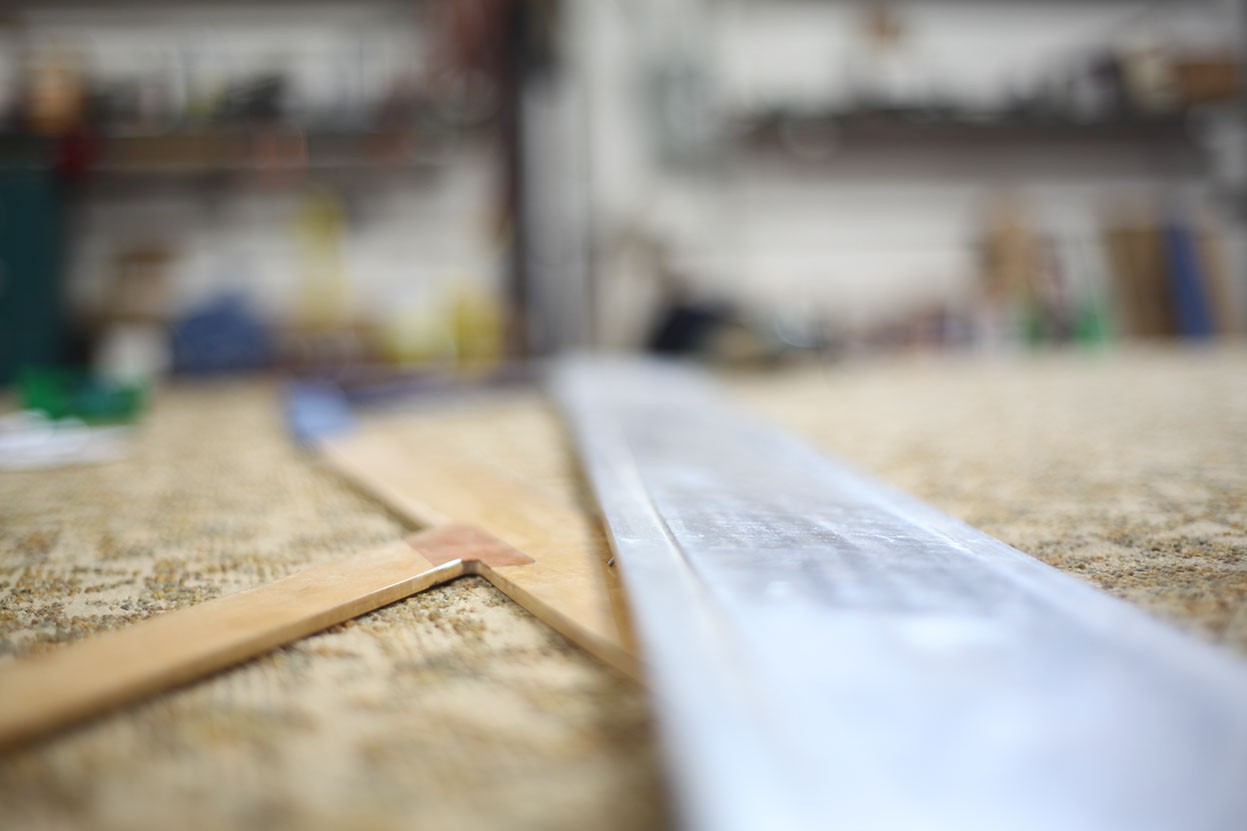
[549,354,1247,831]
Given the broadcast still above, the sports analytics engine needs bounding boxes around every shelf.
[0,128,453,181]
[735,109,1196,147]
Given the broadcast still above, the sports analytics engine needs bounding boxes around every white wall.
[4,2,426,120]
[712,0,1238,111]
[64,147,500,326]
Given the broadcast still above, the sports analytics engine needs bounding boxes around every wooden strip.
[0,527,470,750]
[322,430,638,676]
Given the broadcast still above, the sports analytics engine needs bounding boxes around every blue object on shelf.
[171,294,272,373]
[1163,216,1214,339]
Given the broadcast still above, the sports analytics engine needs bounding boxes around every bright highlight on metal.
[551,355,1247,831]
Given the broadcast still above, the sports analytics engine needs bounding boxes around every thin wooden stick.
[0,527,476,750]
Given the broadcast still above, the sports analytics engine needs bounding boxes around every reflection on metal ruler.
[551,356,1247,831]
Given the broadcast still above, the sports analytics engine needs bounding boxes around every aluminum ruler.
[550,356,1247,831]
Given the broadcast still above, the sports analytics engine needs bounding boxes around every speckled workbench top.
[2,346,1245,830]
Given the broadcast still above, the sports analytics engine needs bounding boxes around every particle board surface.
[2,347,1246,830]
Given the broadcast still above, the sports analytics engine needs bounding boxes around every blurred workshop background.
[0,0,1243,398]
